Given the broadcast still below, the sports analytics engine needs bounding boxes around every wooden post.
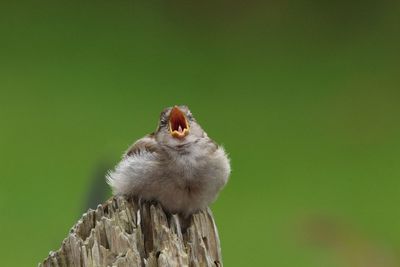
[39,196,223,267]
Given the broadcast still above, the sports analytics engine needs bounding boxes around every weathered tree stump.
[39,196,223,267]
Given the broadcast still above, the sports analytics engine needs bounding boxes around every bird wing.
[124,133,160,158]
[107,133,162,197]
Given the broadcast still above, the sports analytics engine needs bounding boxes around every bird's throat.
[169,106,190,139]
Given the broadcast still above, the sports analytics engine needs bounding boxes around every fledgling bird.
[107,105,230,216]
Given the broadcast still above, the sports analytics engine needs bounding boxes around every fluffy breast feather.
[107,137,230,215]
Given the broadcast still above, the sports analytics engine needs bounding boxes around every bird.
[107,105,230,216]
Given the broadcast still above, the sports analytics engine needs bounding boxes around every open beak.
[169,106,190,139]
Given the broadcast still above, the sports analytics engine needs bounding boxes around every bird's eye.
[159,118,168,127]
[187,114,194,121]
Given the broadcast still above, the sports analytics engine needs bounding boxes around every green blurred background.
[1,0,400,266]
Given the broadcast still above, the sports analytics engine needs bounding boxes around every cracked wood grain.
[39,196,223,267]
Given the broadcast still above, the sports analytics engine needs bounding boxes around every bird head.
[155,105,205,147]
